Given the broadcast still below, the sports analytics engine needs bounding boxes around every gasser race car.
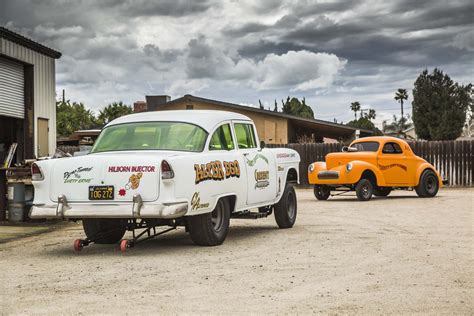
[30,110,300,251]
[308,136,444,201]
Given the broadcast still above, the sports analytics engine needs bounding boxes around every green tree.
[96,101,133,126]
[258,99,264,110]
[383,115,412,138]
[56,100,97,137]
[412,68,472,140]
[347,108,383,136]
[350,101,361,120]
[281,96,314,118]
[394,88,408,118]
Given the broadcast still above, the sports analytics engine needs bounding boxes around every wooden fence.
[59,141,473,187]
[269,140,473,187]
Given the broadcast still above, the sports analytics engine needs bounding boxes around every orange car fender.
[308,162,326,183]
[349,160,387,186]
[415,163,443,187]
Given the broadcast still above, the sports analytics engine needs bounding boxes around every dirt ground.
[1,188,472,315]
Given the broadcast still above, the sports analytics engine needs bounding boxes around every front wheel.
[188,198,230,246]
[314,185,331,200]
[82,219,126,244]
[355,179,373,201]
[274,183,297,228]
[415,170,439,197]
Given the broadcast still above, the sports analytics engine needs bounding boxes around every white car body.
[30,110,300,220]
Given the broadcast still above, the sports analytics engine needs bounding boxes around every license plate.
[88,186,114,200]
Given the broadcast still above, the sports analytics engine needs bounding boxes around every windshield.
[350,141,380,152]
[91,121,208,153]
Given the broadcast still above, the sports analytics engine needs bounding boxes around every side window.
[234,123,257,149]
[209,124,235,151]
[382,142,403,154]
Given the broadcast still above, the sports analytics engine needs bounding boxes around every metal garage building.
[0,26,61,162]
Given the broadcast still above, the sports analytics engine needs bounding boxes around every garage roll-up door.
[0,57,24,119]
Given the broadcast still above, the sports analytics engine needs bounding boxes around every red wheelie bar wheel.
[73,239,83,251]
[119,239,129,253]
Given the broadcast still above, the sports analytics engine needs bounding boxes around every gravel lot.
[1,188,472,314]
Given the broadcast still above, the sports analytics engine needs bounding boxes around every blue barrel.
[8,182,25,222]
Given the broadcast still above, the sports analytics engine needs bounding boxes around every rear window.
[351,141,379,152]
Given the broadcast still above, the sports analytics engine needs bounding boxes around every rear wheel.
[415,170,439,197]
[188,198,230,246]
[314,185,331,200]
[373,187,392,197]
[355,179,373,201]
[82,219,126,244]
[274,183,297,228]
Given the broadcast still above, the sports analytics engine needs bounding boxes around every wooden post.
[0,169,6,221]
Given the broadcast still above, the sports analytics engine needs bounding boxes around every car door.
[378,141,409,185]
[232,121,276,205]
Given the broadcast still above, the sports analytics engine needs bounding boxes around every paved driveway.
[1,188,472,314]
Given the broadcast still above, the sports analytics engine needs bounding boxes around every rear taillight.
[161,160,174,179]
[31,163,44,181]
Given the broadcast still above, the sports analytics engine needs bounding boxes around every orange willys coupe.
[308,136,445,201]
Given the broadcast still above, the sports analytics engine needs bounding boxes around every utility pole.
[62,89,65,103]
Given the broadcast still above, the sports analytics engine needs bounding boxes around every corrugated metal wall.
[0,38,57,156]
[0,57,24,118]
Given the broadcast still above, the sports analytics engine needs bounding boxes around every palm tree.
[394,89,408,118]
[367,109,376,120]
[350,101,361,120]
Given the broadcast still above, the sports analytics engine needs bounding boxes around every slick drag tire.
[355,178,374,201]
[314,185,331,200]
[82,219,126,244]
[188,198,230,246]
[415,170,439,198]
[274,183,297,228]
[373,187,392,197]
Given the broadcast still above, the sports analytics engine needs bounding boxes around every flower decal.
[119,188,126,196]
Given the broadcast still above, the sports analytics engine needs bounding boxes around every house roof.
[164,94,373,138]
[0,26,62,59]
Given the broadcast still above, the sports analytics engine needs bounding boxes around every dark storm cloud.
[0,0,472,121]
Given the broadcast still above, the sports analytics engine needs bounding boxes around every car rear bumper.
[29,196,188,219]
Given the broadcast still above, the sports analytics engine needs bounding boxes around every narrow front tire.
[314,185,331,200]
[355,179,373,201]
[274,183,297,228]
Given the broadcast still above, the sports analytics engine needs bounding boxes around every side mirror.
[260,140,266,149]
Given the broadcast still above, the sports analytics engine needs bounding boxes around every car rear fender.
[415,163,443,187]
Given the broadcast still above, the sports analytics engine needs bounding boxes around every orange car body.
[308,136,443,188]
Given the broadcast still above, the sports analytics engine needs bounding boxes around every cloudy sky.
[1,0,473,126]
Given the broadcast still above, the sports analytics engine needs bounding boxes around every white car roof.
[106,110,253,132]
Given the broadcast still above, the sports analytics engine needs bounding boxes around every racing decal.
[63,166,94,184]
[119,172,143,196]
[255,170,270,189]
[191,192,210,210]
[194,160,240,184]
[378,164,407,172]
[246,153,268,166]
[108,165,155,173]
[276,152,296,159]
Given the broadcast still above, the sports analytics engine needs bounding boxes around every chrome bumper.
[30,194,188,219]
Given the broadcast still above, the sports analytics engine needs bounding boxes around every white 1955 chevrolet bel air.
[30,110,300,251]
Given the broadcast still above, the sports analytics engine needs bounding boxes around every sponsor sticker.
[63,166,94,184]
[119,172,143,196]
[276,152,296,159]
[255,169,270,189]
[191,192,210,211]
[108,166,155,173]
